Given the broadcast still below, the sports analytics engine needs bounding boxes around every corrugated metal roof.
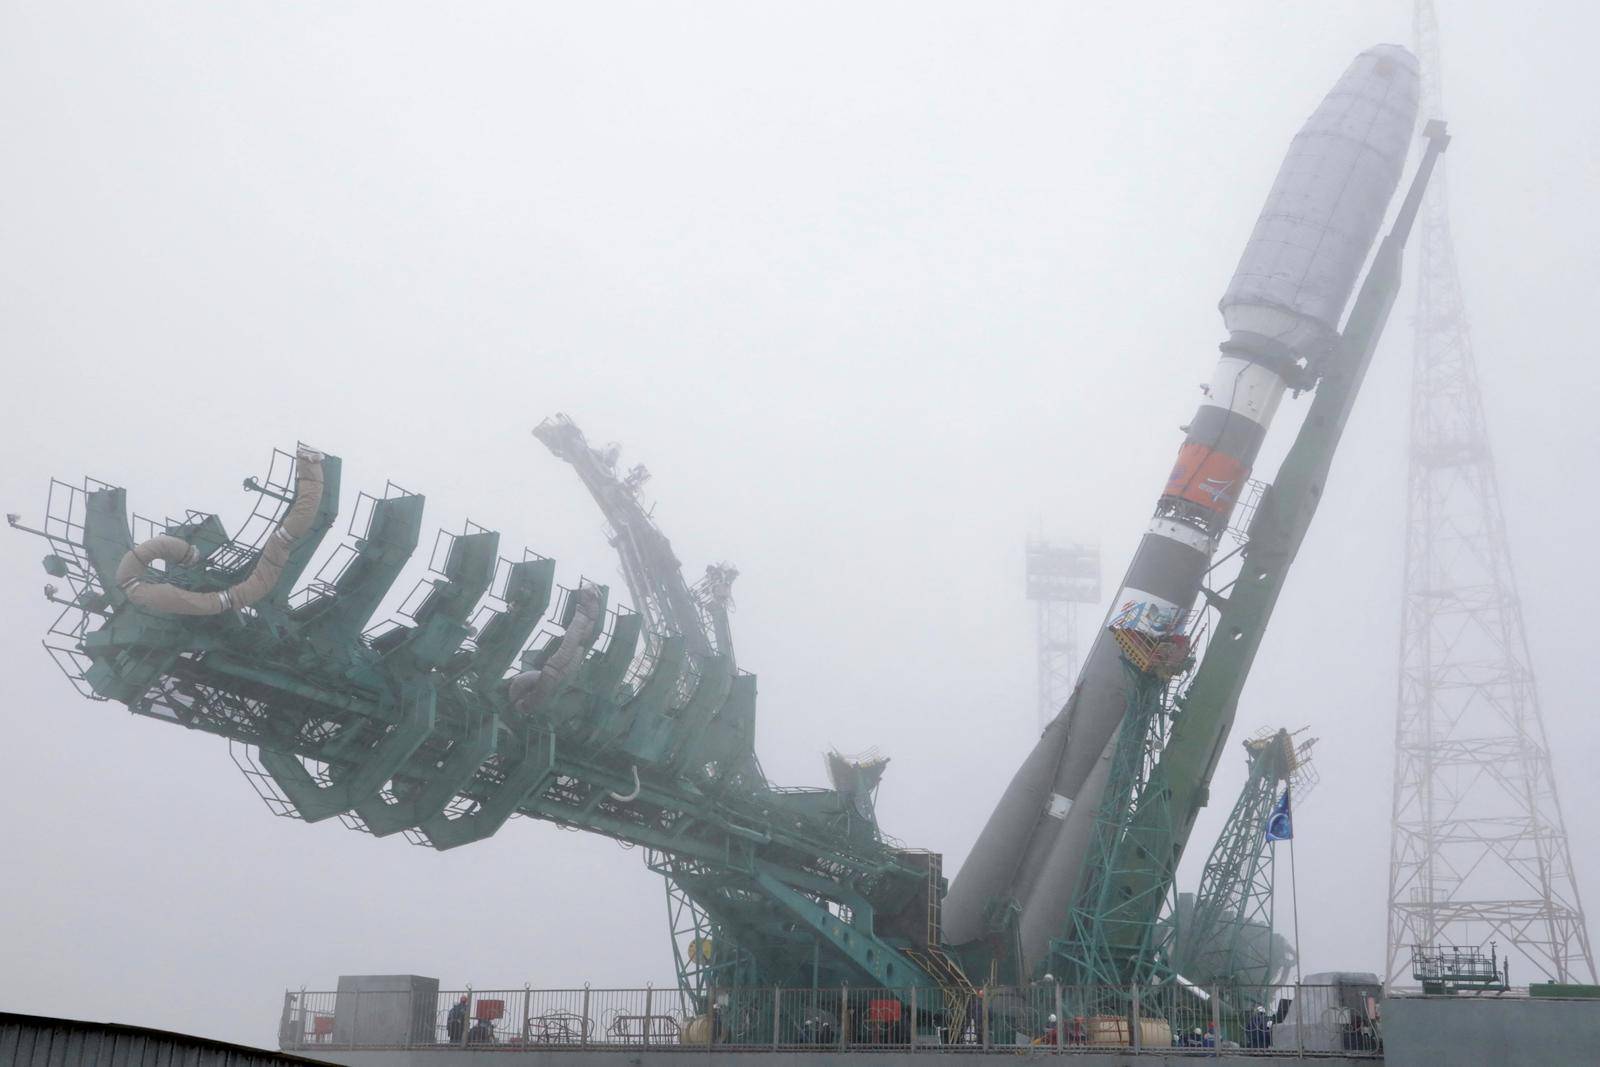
[1,1012,323,1067]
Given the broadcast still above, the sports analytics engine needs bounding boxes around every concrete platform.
[288,993,1600,1065]
[1382,992,1600,1066]
[297,1052,1366,1067]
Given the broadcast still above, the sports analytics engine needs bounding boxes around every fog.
[2,1,1597,1048]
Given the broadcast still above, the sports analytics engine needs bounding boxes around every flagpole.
[1287,782,1302,987]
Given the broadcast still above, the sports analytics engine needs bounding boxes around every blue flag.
[1265,788,1293,842]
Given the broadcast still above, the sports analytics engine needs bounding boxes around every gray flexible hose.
[508,583,604,714]
[114,449,326,615]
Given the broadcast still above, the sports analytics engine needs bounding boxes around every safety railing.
[279,980,1383,1055]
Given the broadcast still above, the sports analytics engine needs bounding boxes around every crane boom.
[533,414,726,666]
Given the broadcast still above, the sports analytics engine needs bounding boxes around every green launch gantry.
[530,413,972,1007]
[22,447,950,1009]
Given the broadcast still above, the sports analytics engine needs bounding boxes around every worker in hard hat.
[1035,1014,1059,1045]
[1244,1005,1272,1049]
[446,996,469,1044]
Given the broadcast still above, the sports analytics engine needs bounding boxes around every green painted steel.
[1049,663,1182,986]
[1168,730,1299,987]
[24,447,941,1003]
[1529,983,1600,999]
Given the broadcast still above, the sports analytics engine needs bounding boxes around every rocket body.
[944,45,1419,970]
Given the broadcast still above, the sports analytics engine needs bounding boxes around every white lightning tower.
[1386,0,1596,988]
[1024,538,1100,735]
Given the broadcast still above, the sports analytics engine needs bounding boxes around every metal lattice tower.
[1172,728,1317,988]
[1024,539,1100,734]
[1386,0,1596,988]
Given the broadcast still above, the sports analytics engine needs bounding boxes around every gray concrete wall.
[1383,993,1600,1067]
[298,1052,1368,1067]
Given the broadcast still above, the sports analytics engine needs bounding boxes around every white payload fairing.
[943,45,1420,972]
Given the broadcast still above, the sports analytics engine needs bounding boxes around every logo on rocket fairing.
[1164,443,1248,514]
[1198,477,1236,506]
[1110,589,1181,636]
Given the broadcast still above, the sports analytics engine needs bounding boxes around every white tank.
[1220,45,1419,357]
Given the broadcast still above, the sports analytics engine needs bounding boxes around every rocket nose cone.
[1361,42,1419,75]
[1219,45,1420,354]
[1317,43,1420,187]
[1341,44,1420,123]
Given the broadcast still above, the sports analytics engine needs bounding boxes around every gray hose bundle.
[507,583,603,714]
[114,449,326,615]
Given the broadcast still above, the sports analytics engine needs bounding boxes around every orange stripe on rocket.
[1163,443,1248,515]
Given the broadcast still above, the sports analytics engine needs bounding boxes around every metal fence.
[280,981,1383,1055]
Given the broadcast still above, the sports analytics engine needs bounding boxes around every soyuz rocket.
[943,45,1420,970]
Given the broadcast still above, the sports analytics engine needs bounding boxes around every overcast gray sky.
[3,0,1598,1049]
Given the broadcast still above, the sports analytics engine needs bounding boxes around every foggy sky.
[2,1,1597,1048]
